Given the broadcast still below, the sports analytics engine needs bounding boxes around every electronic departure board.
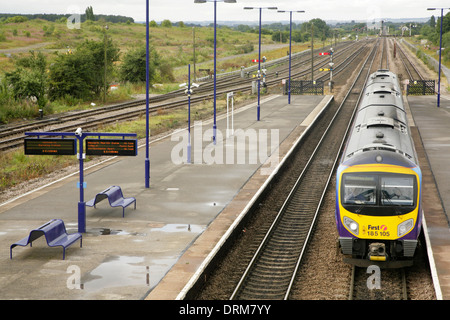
[24,138,76,155]
[85,139,137,156]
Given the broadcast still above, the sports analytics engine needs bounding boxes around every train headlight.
[344,216,359,235]
[398,219,414,237]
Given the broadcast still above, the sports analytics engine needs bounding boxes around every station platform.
[0,94,333,300]
[406,94,450,300]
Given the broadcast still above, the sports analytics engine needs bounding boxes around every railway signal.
[319,48,335,93]
[252,56,267,63]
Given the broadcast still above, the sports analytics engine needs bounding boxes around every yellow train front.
[335,70,422,268]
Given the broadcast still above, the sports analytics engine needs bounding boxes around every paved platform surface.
[407,94,450,300]
[0,94,332,300]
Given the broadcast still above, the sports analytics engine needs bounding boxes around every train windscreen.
[341,173,416,216]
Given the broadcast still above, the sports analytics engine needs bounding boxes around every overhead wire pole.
[214,0,217,143]
[145,0,150,188]
[244,6,277,120]
[195,0,237,144]
[311,22,314,81]
[427,7,450,108]
[278,9,305,104]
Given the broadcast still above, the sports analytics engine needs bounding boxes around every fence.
[407,80,435,95]
[284,80,324,95]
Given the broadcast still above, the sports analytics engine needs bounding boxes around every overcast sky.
[2,0,446,23]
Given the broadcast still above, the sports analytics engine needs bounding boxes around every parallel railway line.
[395,39,424,81]
[230,38,378,301]
[0,40,364,152]
[187,38,378,300]
[349,265,408,300]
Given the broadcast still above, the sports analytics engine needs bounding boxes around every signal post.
[319,48,334,93]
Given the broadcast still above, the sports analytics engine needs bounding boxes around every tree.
[5,51,48,113]
[48,50,95,100]
[301,18,331,39]
[120,45,158,83]
[48,39,119,100]
[85,6,95,21]
[272,31,289,43]
[161,19,172,28]
[430,15,436,28]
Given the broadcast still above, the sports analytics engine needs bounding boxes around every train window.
[341,173,417,215]
[343,174,377,205]
[381,176,414,206]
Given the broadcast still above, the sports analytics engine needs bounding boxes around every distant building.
[367,21,382,31]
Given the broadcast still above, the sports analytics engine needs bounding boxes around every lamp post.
[278,10,305,104]
[103,25,108,103]
[195,0,237,144]
[145,0,150,188]
[244,6,277,120]
[427,7,450,108]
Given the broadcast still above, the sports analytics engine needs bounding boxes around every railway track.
[380,37,389,70]
[0,40,365,152]
[349,266,408,300]
[395,39,424,81]
[228,40,379,300]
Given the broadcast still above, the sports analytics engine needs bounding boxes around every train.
[335,69,422,268]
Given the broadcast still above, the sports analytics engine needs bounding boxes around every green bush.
[5,16,28,23]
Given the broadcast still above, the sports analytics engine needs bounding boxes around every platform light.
[195,0,237,143]
[427,7,450,107]
[145,0,150,188]
[277,9,305,104]
[244,6,278,120]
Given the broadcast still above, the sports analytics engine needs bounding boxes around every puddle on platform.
[89,228,146,236]
[82,255,178,292]
[149,223,205,233]
[88,224,204,236]
[83,256,146,291]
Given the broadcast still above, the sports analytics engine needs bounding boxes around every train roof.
[342,70,417,166]
[366,69,399,86]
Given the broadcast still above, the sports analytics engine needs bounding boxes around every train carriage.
[335,69,422,268]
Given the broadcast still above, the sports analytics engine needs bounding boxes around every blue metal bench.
[10,219,82,260]
[86,185,136,217]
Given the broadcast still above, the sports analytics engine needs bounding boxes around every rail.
[230,39,379,300]
[0,41,364,152]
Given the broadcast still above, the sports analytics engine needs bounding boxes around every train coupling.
[368,242,387,261]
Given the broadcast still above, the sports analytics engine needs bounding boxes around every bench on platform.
[86,185,136,217]
[10,219,82,260]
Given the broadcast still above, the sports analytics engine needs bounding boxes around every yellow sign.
[319,68,330,71]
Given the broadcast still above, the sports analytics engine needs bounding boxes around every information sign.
[24,138,76,155]
[85,139,137,156]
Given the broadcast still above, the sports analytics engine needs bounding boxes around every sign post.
[180,64,199,164]
[25,129,137,233]
[226,92,234,138]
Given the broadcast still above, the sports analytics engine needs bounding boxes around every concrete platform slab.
[407,95,450,300]
[0,94,332,300]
